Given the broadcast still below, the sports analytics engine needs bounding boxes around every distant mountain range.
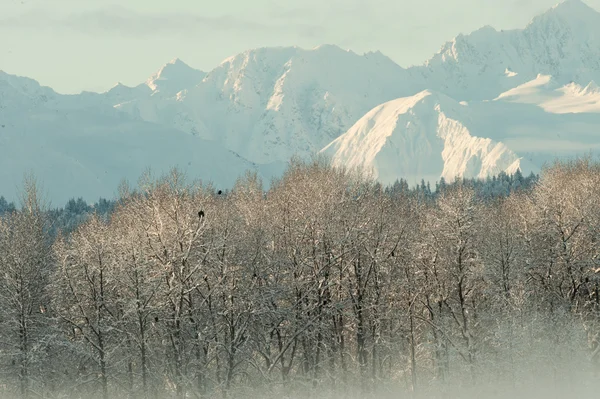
[2,0,600,204]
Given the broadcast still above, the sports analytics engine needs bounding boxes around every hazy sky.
[1,0,599,93]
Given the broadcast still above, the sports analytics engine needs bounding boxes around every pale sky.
[1,0,599,94]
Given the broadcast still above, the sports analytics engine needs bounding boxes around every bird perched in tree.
[218,190,222,195]
[198,210,205,219]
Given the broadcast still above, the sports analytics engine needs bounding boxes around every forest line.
[0,159,599,399]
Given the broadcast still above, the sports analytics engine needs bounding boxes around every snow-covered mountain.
[2,0,600,203]
[322,87,600,186]
[0,72,271,205]
[414,0,600,100]
[109,0,600,166]
[0,71,58,111]
[114,45,418,164]
[0,116,261,206]
[321,91,527,186]
[144,58,206,95]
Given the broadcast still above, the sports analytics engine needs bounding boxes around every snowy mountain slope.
[322,85,600,186]
[110,0,600,165]
[0,71,58,111]
[320,91,530,186]
[462,97,600,167]
[101,58,209,132]
[44,59,206,117]
[412,0,600,100]
[114,45,420,164]
[495,74,600,113]
[0,90,264,205]
[3,0,600,203]
[318,0,600,185]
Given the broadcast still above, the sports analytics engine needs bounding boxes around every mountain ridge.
[321,90,531,186]
[2,0,600,203]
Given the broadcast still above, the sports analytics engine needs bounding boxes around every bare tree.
[0,176,52,399]
[52,215,119,399]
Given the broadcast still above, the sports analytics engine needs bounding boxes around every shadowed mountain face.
[2,0,600,202]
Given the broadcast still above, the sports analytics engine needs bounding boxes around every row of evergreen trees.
[385,169,538,200]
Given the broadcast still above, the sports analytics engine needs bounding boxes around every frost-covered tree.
[0,177,53,399]
[3,161,600,398]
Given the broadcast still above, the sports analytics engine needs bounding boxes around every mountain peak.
[582,80,600,94]
[529,0,599,27]
[167,57,184,65]
[145,58,205,93]
[322,89,523,186]
[154,58,197,78]
[552,0,593,12]
[162,58,195,70]
[312,44,346,52]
